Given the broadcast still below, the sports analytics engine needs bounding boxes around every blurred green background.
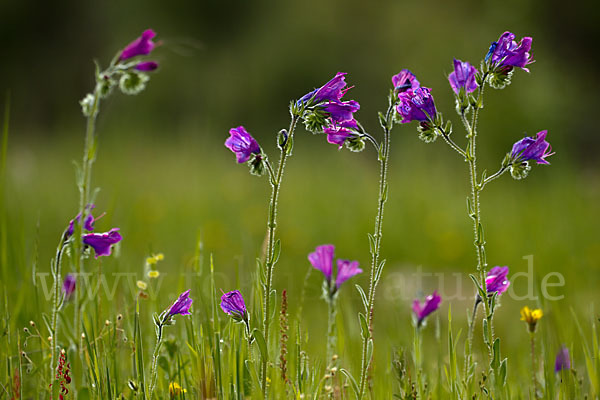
[1,0,600,387]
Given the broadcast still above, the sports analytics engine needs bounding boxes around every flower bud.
[417,121,438,143]
[79,93,95,117]
[345,136,365,153]
[510,161,531,180]
[119,72,149,95]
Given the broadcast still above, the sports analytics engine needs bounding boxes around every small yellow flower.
[520,306,543,332]
[169,382,186,397]
[136,280,148,290]
[147,270,160,279]
[146,252,165,265]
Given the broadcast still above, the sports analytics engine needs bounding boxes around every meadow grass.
[1,117,599,398]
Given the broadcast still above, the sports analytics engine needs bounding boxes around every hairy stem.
[260,115,299,399]
[326,296,337,363]
[148,323,164,399]
[49,239,67,397]
[73,87,101,343]
[358,100,395,399]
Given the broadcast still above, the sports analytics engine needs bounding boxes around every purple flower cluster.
[308,244,362,290]
[119,29,160,71]
[510,130,553,165]
[412,291,441,326]
[300,72,361,149]
[486,31,533,71]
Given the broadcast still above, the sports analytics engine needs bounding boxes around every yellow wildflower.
[136,280,148,290]
[146,252,165,265]
[147,270,160,279]
[169,382,186,397]
[520,306,543,333]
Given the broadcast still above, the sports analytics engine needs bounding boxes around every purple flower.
[308,244,335,282]
[66,204,97,238]
[392,69,420,92]
[412,291,441,326]
[299,72,349,104]
[168,290,193,316]
[220,290,248,320]
[486,266,510,295]
[323,100,360,123]
[510,130,553,165]
[135,61,159,71]
[335,259,362,288]
[396,87,437,123]
[555,345,571,373]
[486,31,533,71]
[324,119,357,149]
[82,228,123,258]
[448,59,478,94]
[225,126,261,164]
[62,274,76,299]
[119,29,157,61]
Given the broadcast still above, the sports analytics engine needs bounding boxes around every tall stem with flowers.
[401,31,552,395]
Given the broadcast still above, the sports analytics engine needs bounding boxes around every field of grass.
[2,94,599,398]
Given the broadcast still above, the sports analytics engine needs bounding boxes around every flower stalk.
[49,237,69,397]
[260,113,299,398]
[357,95,395,399]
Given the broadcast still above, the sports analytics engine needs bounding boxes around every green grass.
[1,118,599,398]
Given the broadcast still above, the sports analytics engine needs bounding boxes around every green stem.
[260,115,299,399]
[73,86,101,343]
[326,295,337,363]
[530,332,537,395]
[358,100,395,399]
[148,323,164,399]
[480,166,508,189]
[414,325,424,396]
[49,239,67,397]
[464,296,481,381]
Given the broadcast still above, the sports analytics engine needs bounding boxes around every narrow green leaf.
[355,284,368,312]
[272,239,281,265]
[340,368,360,400]
[252,329,268,361]
[367,233,376,255]
[359,312,370,339]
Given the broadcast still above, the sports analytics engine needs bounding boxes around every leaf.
[272,239,281,265]
[340,369,360,400]
[355,284,368,312]
[374,259,386,286]
[499,358,507,386]
[359,312,370,339]
[367,233,376,255]
[366,338,374,368]
[252,329,268,361]
[469,274,486,300]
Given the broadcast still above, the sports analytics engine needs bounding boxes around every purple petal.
[135,61,159,71]
[62,274,76,298]
[82,228,122,258]
[413,291,441,323]
[119,29,157,61]
[448,59,478,94]
[225,126,261,163]
[396,87,437,123]
[392,69,420,92]
[168,289,193,316]
[220,290,247,317]
[323,100,360,123]
[335,259,362,288]
[308,244,335,281]
[554,345,571,372]
[486,266,510,295]
[511,130,553,164]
